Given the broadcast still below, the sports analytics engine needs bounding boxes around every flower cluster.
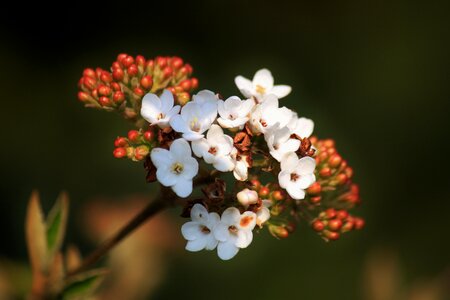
[78,56,364,261]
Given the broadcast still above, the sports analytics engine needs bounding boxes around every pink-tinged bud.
[325,208,336,219]
[140,75,153,89]
[272,190,285,201]
[336,210,349,220]
[269,225,289,239]
[127,65,138,76]
[122,56,134,68]
[112,68,124,81]
[156,56,167,68]
[143,130,154,142]
[98,85,111,96]
[100,72,112,83]
[250,179,261,190]
[78,91,90,102]
[83,68,96,78]
[191,78,199,89]
[127,130,140,143]
[319,167,332,177]
[162,66,173,79]
[99,96,111,106]
[335,173,348,185]
[328,219,343,231]
[354,218,365,230]
[237,188,259,207]
[179,79,191,91]
[134,145,150,161]
[136,55,146,66]
[307,182,322,195]
[134,87,144,97]
[83,76,97,90]
[114,137,128,147]
[170,56,183,69]
[313,220,325,232]
[259,186,270,198]
[112,91,124,104]
[328,154,342,168]
[113,147,127,158]
[324,230,340,241]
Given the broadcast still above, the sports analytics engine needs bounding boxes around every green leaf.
[62,269,107,299]
[46,192,69,256]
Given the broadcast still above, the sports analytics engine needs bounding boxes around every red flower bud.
[83,76,96,90]
[98,85,111,96]
[143,130,155,142]
[78,91,90,102]
[170,56,183,69]
[336,210,349,220]
[328,154,342,168]
[113,91,125,104]
[307,182,322,195]
[163,66,173,79]
[259,186,270,198]
[140,75,153,89]
[83,68,96,78]
[113,147,127,158]
[134,87,144,97]
[250,179,261,190]
[328,219,343,231]
[272,190,285,201]
[117,53,127,63]
[134,145,150,161]
[112,68,124,81]
[324,230,340,241]
[313,220,325,232]
[128,130,140,143]
[325,208,336,219]
[270,225,289,239]
[179,79,191,91]
[127,64,138,76]
[191,78,199,89]
[335,173,348,185]
[310,196,321,204]
[344,167,353,178]
[100,72,112,83]
[114,137,128,147]
[98,96,111,106]
[319,167,332,177]
[156,56,167,68]
[354,218,365,230]
[122,56,134,68]
[136,55,146,66]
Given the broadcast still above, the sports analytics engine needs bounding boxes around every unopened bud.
[324,230,340,241]
[307,182,322,195]
[113,68,124,81]
[259,186,270,198]
[134,145,150,161]
[143,130,155,142]
[78,91,90,102]
[98,96,111,106]
[156,57,167,68]
[136,55,146,66]
[336,210,349,220]
[176,92,190,105]
[114,137,128,147]
[98,85,111,96]
[354,218,365,230]
[179,79,192,91]
[237,188,259,207]
[272,190,285,201]
[328,154,342,168]
[127,65,138,76]
[113,147,127,158]
[250,179,261,190]
[140,75,153,89]
[191,78,199,89]
[122,56,134,68]
[113,91,125,104]
[313,220,325,232]
[170,57,183,69]
[128,130,140,142]
[328,219,343,231]
[319,167,332,177]
[269,225,289,239]
[163,66,173,79]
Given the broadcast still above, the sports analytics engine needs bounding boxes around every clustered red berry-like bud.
[113,128,157,162]
[78,54,198,125]
[312,208,364,241]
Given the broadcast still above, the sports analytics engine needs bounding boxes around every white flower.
[235,68,291,102]
[150,138,199,198]
[278,153,316,200]
[192,125,235,172]
[214,207,257,260]
[287,116,314,138]
[231,148,250,181]
[217,96,255,130]
[181,204,220,252]
[256,200,271,227]
[169,95,217,141]
[249,94,293,134]
[237,188,259,207]
[265,125,301,162]
[140,89,180,128]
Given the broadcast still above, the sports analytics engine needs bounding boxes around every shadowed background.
[1,0,450,299]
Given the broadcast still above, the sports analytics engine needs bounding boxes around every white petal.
[172,178,193,198]
[297,174,316,190]
[238,211,257,230]
[169,115,190,134]
[221,207,240,225]
[217,100,226,118]
[280,152,299,171]
[205,235,219,250]
[181,222,202,240]
[233,161,248,181]
[206,124,223,142]
[286,184,306,200]
[253,68,274,90]
[186,238,207,252]
[294,118,314,138]
[256,207,271,226]
[217,241,240,260]
[181,157,199,179]
[183,132,204,141]
[278,170,291,189]
[160,89,175,112]
[190,204,209,222]
[213,222,230,242]
[213,156,235,172]
[235,76,253,98]
[192,90,217,105]
[150,148,172,168]
[297,156,316,175]
[235,229,253,248]
[170,138,192,159]
[156,167,178,187]
[270,85,292,98]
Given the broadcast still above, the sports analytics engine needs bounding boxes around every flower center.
[201,225,211,234]
[290,173,299,182]
[228,114,236,120]
[208,147,217,155]
[255,84,266,95]
[157,112,165,120]
[171,162,184,174]
[190,117,201,132]
[228,225,238,234]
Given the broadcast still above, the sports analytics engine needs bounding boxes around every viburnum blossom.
[192,125,235,172]
[181,204,220,251]
[150,139,199,197]
[265,125,301,162]
[217,96,254,130]
[140,89,180,128]
[230,148,250,181]
[235,68,292,102]
[214,207,257,260]
[236,188,259,207]
[288,116,314,139]
[249,94,292,134]
[278,153,316,200]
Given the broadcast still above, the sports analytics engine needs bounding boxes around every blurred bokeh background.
[1,0,450,299]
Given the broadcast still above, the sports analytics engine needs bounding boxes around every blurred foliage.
[0,0,449,299]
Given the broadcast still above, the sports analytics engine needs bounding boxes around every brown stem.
[66,195,168,278]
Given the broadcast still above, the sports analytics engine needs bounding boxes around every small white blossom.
[181,204,220,252]
[278,153,316,200]
[192,125,235,172]
[169,90,218,141]
[214,207,257,260]
[265,125,301,162]
[287,116,314,139]
[249,94,293,134]
[235,68,291,102]
[256,200,272,227]
[231,148,250,181]
[236,188,259,207]
[150,138,199,198]
[217,96,255,130]
[140,90,180,128]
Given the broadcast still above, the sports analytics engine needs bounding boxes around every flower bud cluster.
[113,129,156,161]
[312,208,365,241]
[78,54,198,124]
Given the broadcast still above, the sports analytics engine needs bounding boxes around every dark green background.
[1,1,449,299]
